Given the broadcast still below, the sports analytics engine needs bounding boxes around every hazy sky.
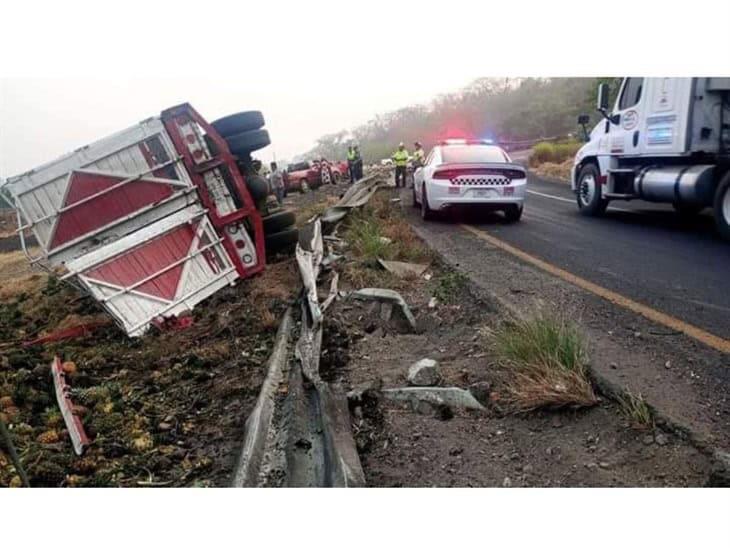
[2,0,725,179]
[0,74,481,178]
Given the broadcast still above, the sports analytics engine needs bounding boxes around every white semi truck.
[571,77,730,240]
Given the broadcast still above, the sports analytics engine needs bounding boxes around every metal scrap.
[233,174,389,487]
[232,308,293,487]
[51,356,91,456]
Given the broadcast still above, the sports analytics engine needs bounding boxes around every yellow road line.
[460,224,730,354]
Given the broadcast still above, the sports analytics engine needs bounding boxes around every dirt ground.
[0,181,716,487]
[0,185,343,487]
[321,188,712,487]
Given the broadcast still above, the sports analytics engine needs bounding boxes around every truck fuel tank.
[637,165,716,205]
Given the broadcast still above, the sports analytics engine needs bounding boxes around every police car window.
[619,78,644,110]
[441,145,507,164]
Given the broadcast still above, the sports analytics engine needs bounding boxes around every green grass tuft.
[491,313,598,412]
[530,141,582,167]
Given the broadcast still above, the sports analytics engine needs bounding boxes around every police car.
[412,139,527,222]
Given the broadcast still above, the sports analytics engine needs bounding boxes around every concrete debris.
[382,387,485,411]
[468,381,492,406]
[707,451,730,487]
[428,297,438,308]
[378,237,392,245]
[350,288,417,332]
[377,258,429,278]
[407,358,441,387]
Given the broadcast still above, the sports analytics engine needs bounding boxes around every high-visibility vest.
[413,148,425,163]
[347,149,356,161]
[392,149,409,166]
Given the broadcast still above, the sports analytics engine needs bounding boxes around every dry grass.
[617,391,654,429]
[0,249,47,300]
[295,196,339,227]
[532,158,573,182]
[491,314,598,413]
[529,141,582,167]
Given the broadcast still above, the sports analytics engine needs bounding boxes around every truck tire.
[265,228,299,253]
[245,174,270,212]
[504,204,523,223]
[576,163,609,216]
[211,111,265,137]
[262,210,296,234]
[713,171,730,241]
[299,179,310,193]
[225,129,271,157]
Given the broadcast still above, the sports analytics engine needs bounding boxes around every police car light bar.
[439,139,495,146]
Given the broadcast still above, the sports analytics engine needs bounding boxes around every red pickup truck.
[283,159,347,193]
[283,161,321,193]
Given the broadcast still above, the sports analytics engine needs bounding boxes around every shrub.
[530,141,582,167]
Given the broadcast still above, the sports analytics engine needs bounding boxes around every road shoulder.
[403,193,730,455]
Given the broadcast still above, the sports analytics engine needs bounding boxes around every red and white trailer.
[5,103,266,336]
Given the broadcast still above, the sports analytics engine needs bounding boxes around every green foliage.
[306,78,623,163]
[432,271,468,303]
[491,314,598,412]
[530,140,582,167]
[494,314,586,374]
[617,391,654,429]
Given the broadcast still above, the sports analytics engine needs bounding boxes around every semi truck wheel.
[576,163,609,216]
[262,210,296,234]
[714,171,730,241]
[211,111,265,137]
[265,228,299,254]
[299,179,310,193]
[225,129,271,157]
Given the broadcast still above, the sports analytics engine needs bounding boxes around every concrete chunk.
[382,387,485,411]
[407,358,441,386]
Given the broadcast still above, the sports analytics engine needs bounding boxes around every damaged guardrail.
[232,174,386,487]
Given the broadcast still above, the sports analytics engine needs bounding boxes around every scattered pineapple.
[37,429,60,444]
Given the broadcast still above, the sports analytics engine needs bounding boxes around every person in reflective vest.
[347,145,357,183]
[412,141,425,167]
[392,142,409,188]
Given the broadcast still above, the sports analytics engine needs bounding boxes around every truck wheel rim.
[723,187,730,224]
[580,174,596,206]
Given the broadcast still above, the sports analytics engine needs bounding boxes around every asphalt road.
[461,174,730,340]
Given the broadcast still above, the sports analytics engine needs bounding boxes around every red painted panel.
[49,171,174,250]
[84,222,198,301]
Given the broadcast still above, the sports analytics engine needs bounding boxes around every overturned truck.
[3,104,297,336]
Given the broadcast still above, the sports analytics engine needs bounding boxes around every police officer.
[412,141,425,167]
[392,142,409,188]
[347,144,357,183]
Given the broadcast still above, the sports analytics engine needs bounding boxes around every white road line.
[527,189,574,203]
[527,189,632,213]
